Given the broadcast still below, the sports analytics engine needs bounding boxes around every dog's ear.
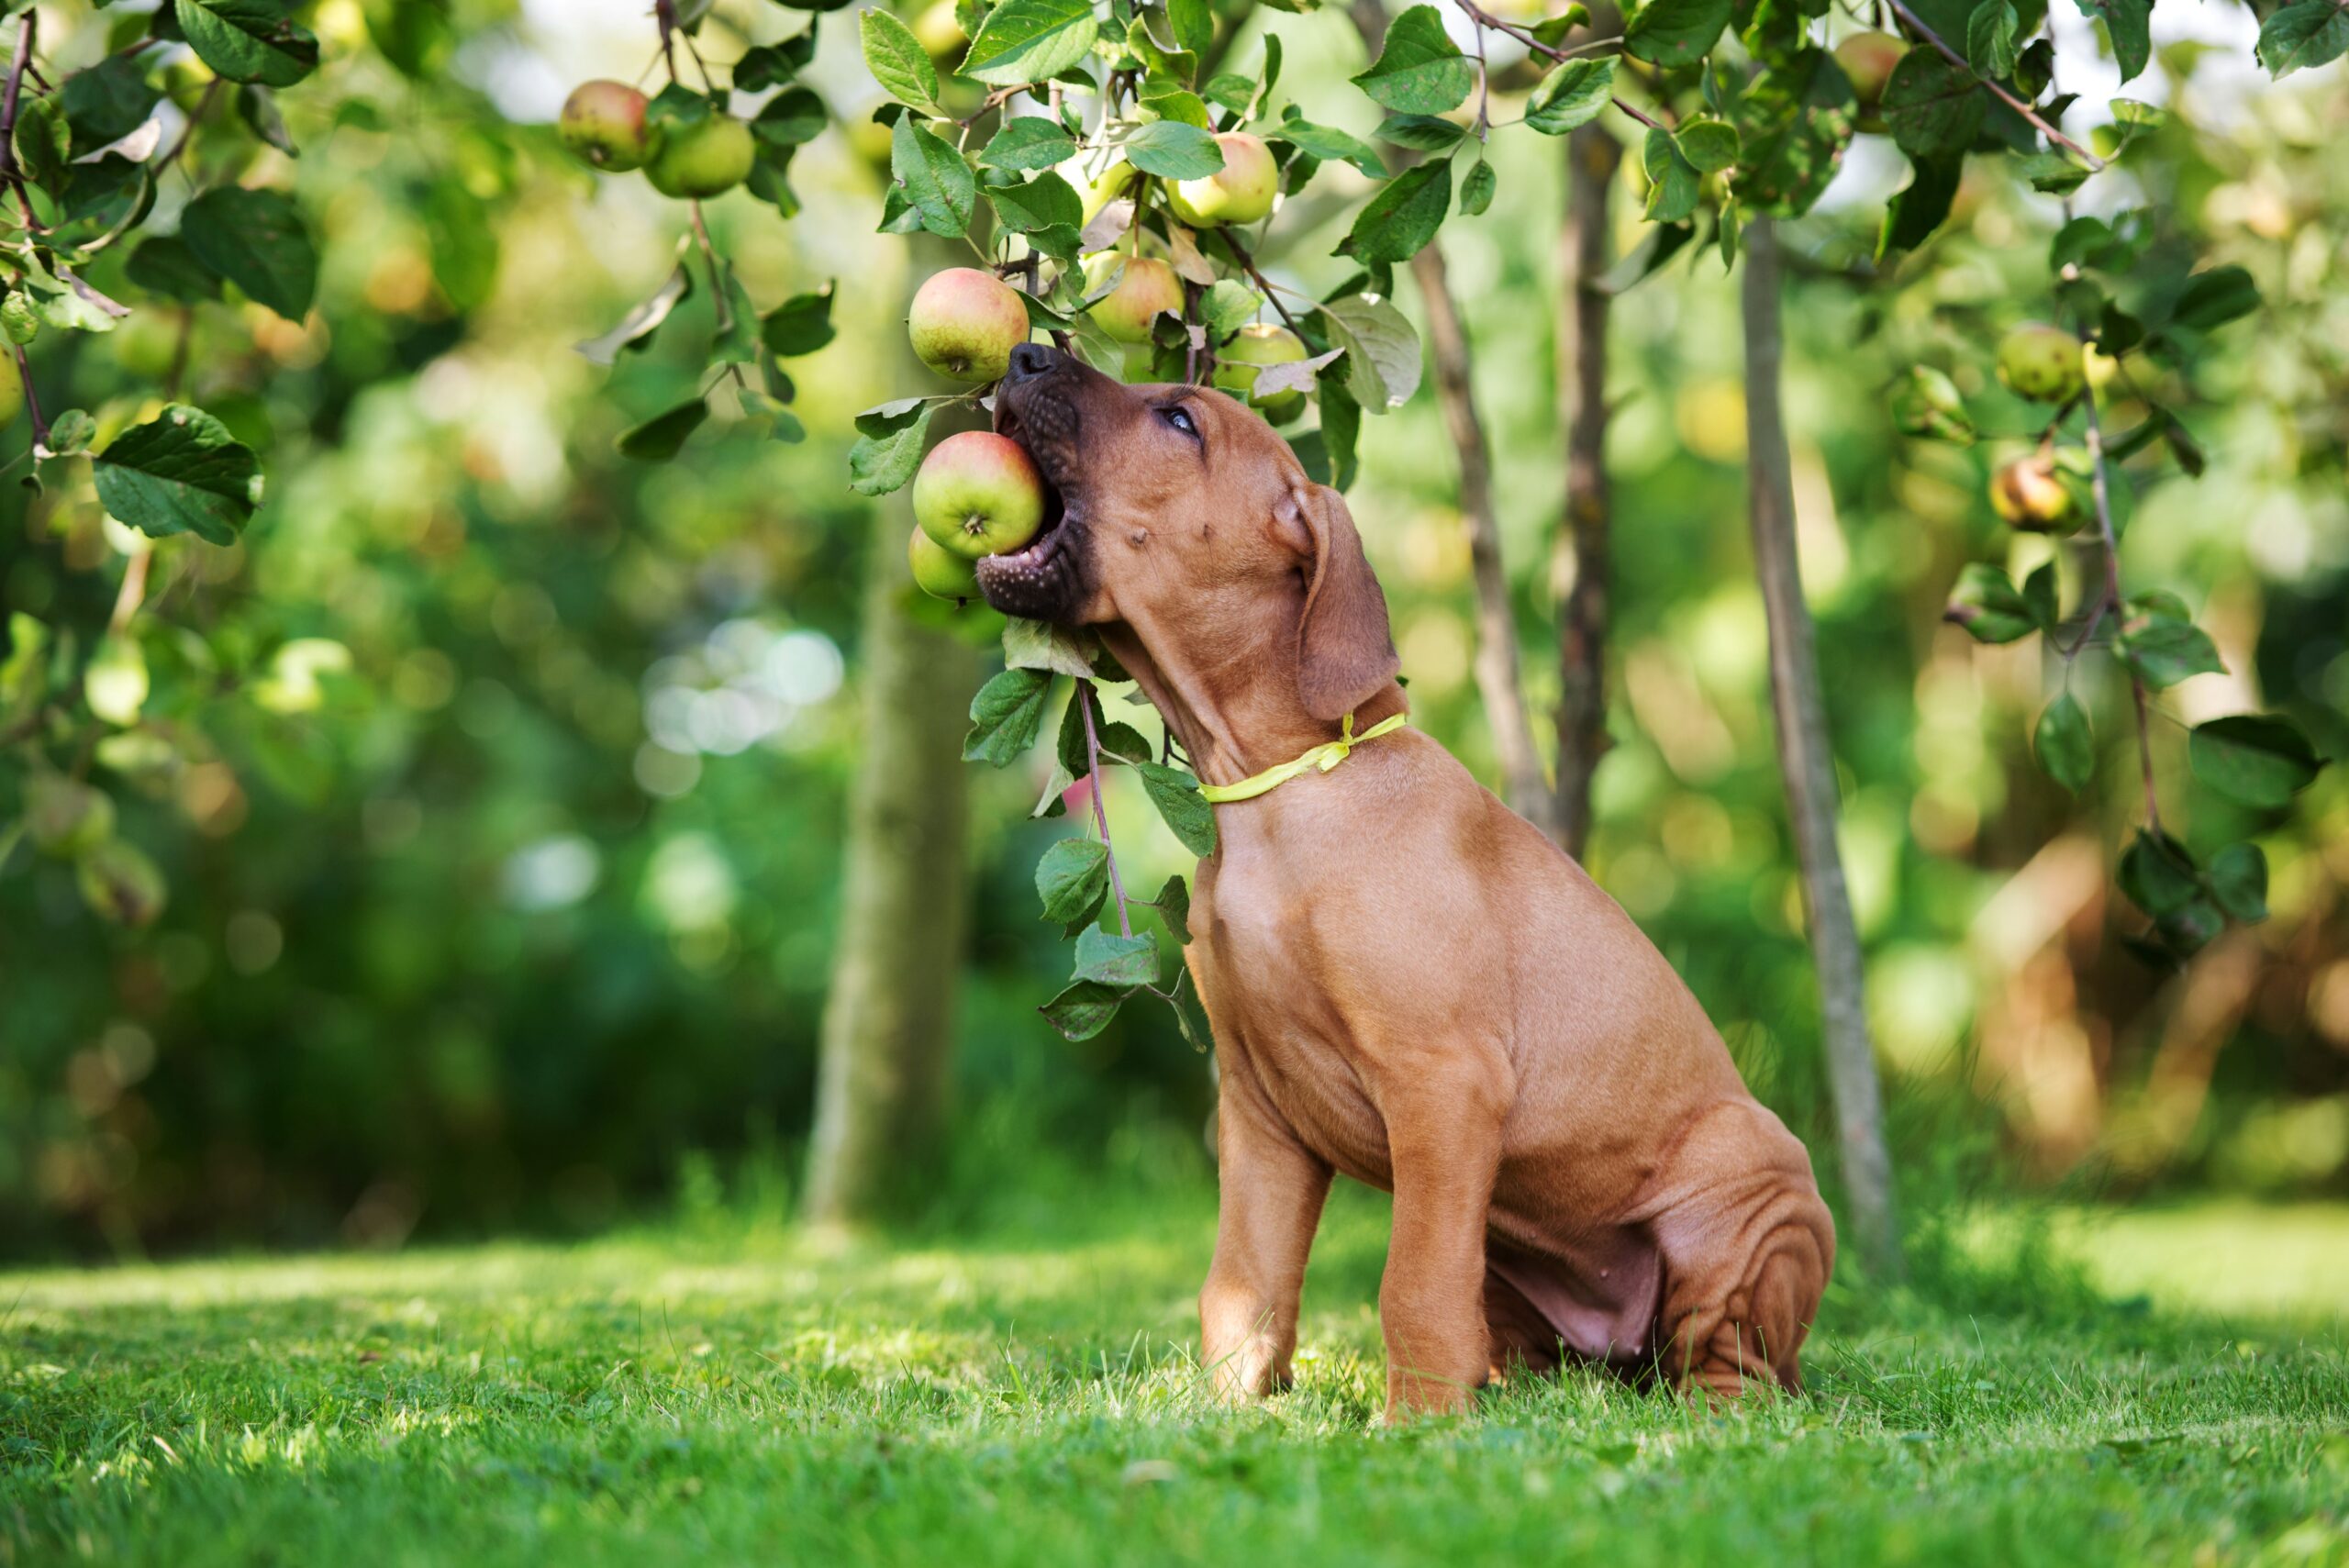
[1280,483,1398,722]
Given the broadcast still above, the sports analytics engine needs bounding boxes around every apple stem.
[1078,679,1134,940]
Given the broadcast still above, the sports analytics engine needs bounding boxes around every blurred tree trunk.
[1740,217,1903,1281]
[1547,106,1620,859]
[1412,243,1550,824]
[804,249,981,1228]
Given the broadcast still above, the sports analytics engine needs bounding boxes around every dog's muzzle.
[977,345,1090,622]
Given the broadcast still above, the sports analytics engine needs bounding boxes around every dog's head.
[981,344,1397,722]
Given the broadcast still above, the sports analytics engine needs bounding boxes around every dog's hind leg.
[1648,1103,1836,1399]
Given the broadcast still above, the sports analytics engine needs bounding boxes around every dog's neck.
[1099,622,1408,793]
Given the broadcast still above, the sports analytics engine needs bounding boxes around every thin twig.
[1,11,44,231]
[13,342,46,450]
[1445,0,1661,128]
[2080,374,2159,836]
[157,78,224,172]
[1881,0,2106,172]
[1220,233,1306,338]
[1077,680,1133,938]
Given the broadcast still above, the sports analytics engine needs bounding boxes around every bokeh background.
[3,0,2344,1265]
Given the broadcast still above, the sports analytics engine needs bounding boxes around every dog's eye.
[1160,406,1197,438]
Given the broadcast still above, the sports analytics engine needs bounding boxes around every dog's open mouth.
[976,397,1084,618]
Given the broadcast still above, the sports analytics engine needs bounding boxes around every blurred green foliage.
[1,0,2344,1258]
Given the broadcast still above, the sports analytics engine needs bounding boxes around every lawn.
[3,1183,2344,1567]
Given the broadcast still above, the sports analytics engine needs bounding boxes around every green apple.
[908,527,982,604]
[907,267,1031,384]
[1998,322,2086,403]
[1212,323,1309,421]
[1165,132,1278,228]
[1081,253,1183,345]
[644,110,755,199]
[1077,159,1143,224]
[913,431,1047,560]
[26,773,114,858]
[559,80,658,172]
[1990,453,2079,533]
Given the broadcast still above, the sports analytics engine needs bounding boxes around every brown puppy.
[980,344,1834,1419]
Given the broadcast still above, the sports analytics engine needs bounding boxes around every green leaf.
[1200,278,1263,339]
[237,83,296,157]
[1375,112,1465,150]
[90,405,262,545]
[1120,119,1224,178]
[1153,873,1193,945]
[1966,0,2021,79]
[1460,157,1496,217]
[1004,617,1100,680]
[751,86,826,150]
[733,35,815,93]
[2015,150,2090,195]
[1036,836,1111,923]
[979,117,1079,171]
[1319,294,1423,410]
[575,261,690,364]
[1625,0,1733,66]
[1642,125,1701,223]
[2075,0,2152,83]
[1526,57,1616,134]
[762,282,835,356]
[2033,691,2093,793]
[2169,266,2259,332]
[178,184,316,320]
[891,117,977,239]
[2022,562,2058,633]
[2118,828,2199,918]
[964,666,1053,766]
[2118,600,2223,689]
[2188,714,2323,808]
[959,0,1100,88]
[860,6,941,113]
[1,612,48,720]
[12,96,68,192]
[1890,364,1973,439]
[846,397,935,496]
[2207,843,2268,923]
[1882,50,1985,159]
[1732,47,1855,217]
[2257,0,2349,76]
[1350,4,1475,114]
[985,170,1082,232]
[61,57,163,149]
[1944,562,2036,644]
[616,399,709,462]
[1334,160,1451,266]
[174,0,320,87]
[1877,153,1964,261]
[1138,762,1218,856]
[1274,107,1389,179]
[1074,927,1160,987]
[1040,978,1126,1040]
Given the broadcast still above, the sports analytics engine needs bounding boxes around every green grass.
[3,1184,2345,1567]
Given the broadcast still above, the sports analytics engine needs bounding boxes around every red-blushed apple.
[1212,323,1309,421]
[1165,132,1278,228]
[907,267,1031,383]
[1081,253,1183,344]
[644,110,755,198]
[560,81,658,172]
[1990,452,2079,532]
[1998,322,2086,403]
[908,527,982,604]
[1834,31,1907,130]
[913,431,1047,560]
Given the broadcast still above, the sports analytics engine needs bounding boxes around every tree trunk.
[1739,217,1902,1281]
[804,252,981,1227]
[1411,241,1550,824]
[1548,115,1620,860]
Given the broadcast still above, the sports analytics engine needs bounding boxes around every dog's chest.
[1189,868,1396,1186]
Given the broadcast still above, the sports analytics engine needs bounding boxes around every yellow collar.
[1196,713,1410,804]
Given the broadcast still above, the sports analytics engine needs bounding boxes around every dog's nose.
[1005,342,1061,383]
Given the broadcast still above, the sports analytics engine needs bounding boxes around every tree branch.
[1881,0,2107,172]
[2078,369,2160,837]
